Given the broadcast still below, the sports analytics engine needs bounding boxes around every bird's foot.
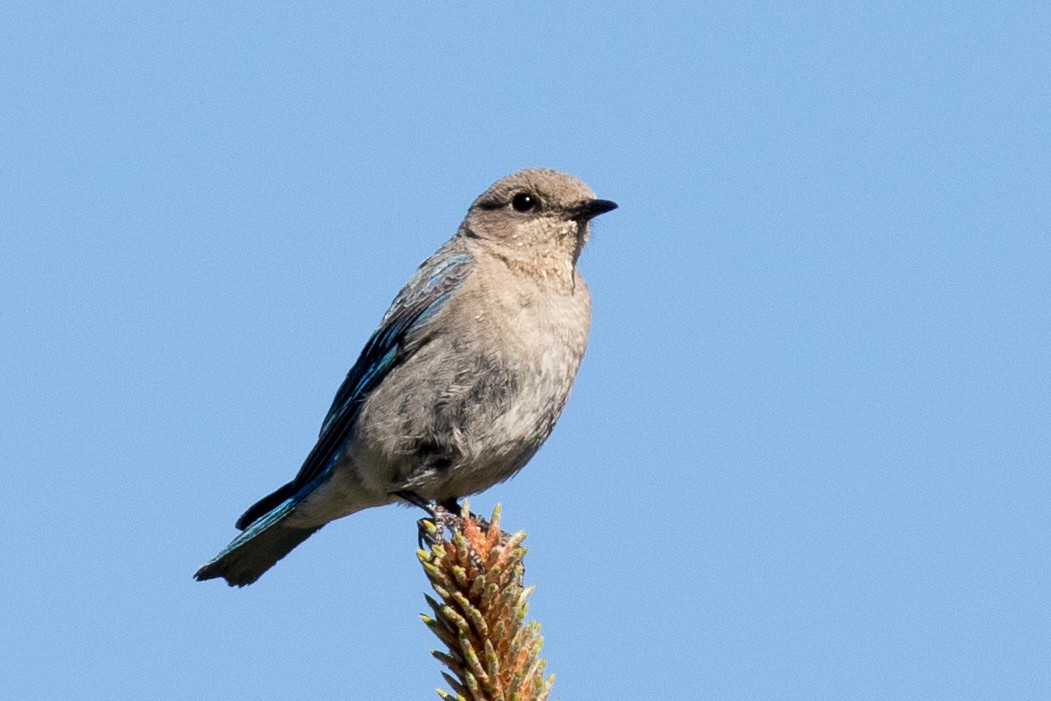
[399,491,457,547]
[438,497,499,532]
[399,492,511,547]
[415,516,441,549]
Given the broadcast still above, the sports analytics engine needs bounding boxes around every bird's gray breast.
[350,268,591,501]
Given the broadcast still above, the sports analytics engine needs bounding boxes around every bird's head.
[461,168,617,265]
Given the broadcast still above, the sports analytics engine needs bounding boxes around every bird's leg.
[397,490,457,547]
[396,489,432,511]
[438,497,463,517]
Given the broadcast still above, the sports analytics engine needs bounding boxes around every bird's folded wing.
[289,250,476,494]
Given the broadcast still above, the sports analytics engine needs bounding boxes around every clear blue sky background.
[2,3,1048,699]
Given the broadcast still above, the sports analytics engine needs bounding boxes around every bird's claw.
[402,491,510,550]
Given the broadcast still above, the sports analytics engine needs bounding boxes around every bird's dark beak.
[570,198,618,221]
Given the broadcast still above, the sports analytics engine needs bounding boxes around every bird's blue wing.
[289,250,475,494]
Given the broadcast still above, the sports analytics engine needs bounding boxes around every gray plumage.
[195,168,616,586]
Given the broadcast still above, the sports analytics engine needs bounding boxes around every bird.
[195,168,617,586]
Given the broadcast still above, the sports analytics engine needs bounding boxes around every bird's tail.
[195,495,322,587]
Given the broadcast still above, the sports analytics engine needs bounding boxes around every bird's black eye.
[511,192,539,212]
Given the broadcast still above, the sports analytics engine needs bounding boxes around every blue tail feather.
[195,494,320,587]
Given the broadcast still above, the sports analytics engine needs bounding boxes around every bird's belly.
[419,323,586,499]
[431,375,568,498]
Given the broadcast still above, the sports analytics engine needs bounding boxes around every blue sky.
[2,3,1048,699]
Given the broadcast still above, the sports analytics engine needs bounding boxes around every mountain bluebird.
[195,168,616,586]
